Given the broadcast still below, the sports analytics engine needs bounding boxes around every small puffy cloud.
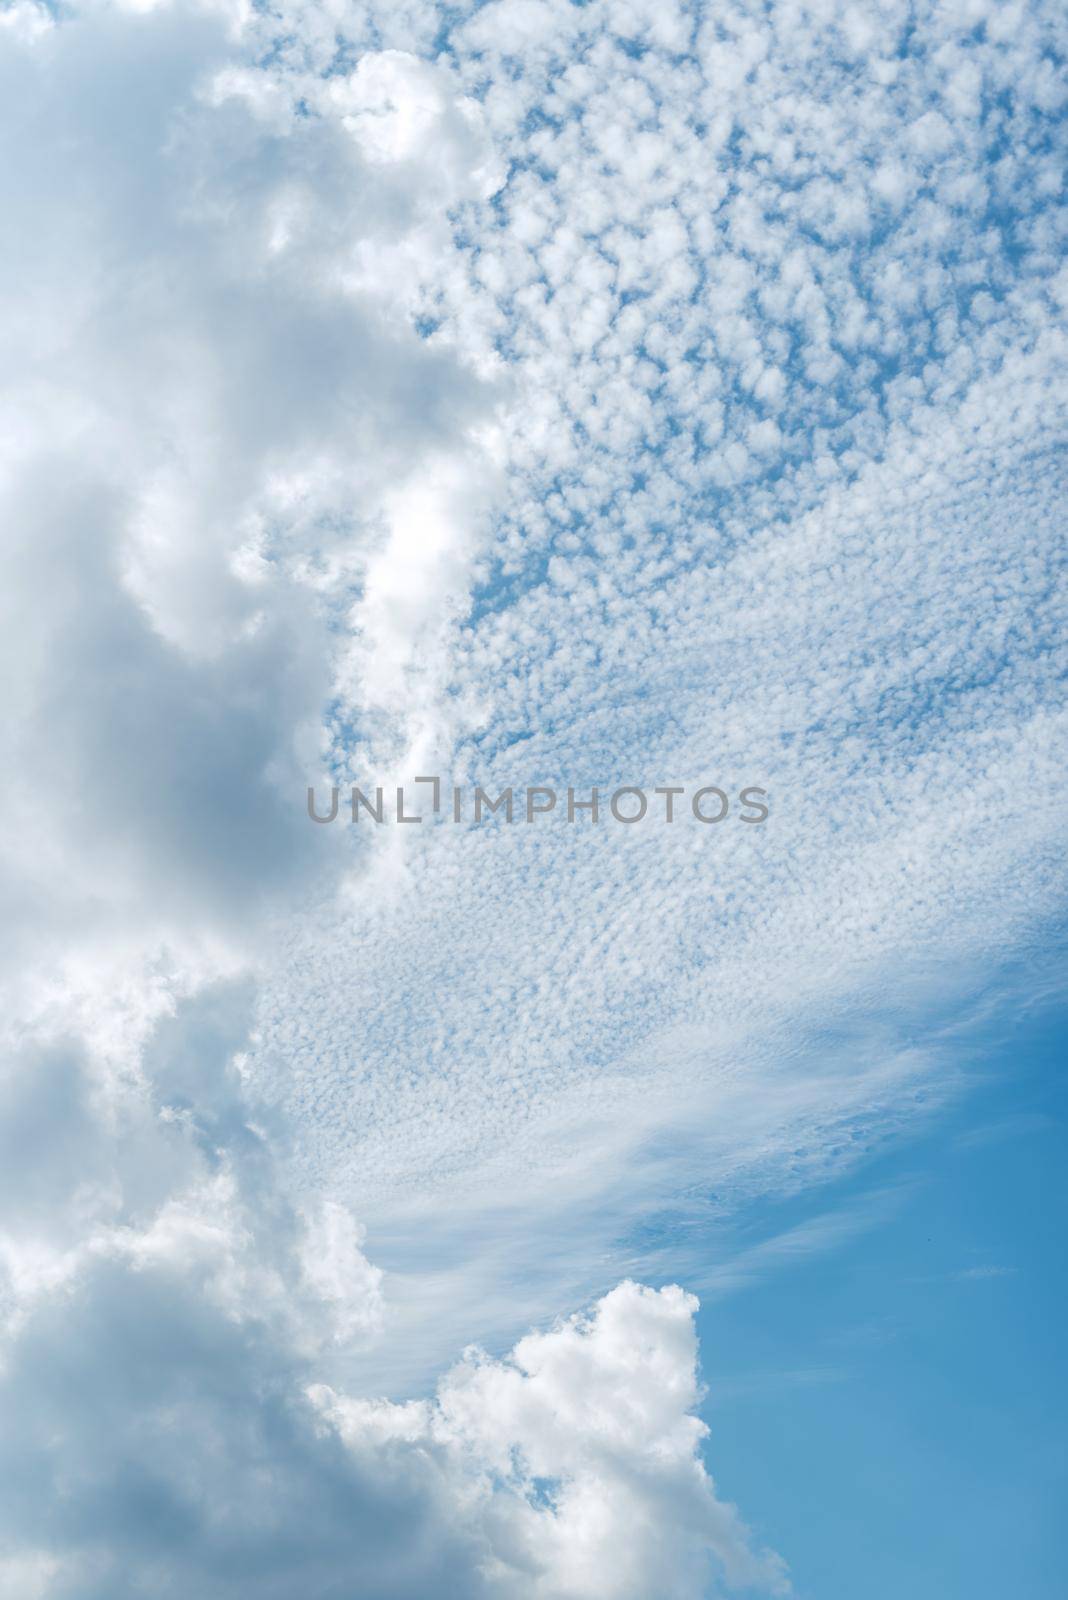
[325,48,503,201]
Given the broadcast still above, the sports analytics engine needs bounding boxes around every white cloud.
[0,985,783,1599]
[0,2,502,1019]
[315,1281,788,1600]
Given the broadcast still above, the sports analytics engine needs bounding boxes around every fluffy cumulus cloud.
[0,985,780,1598]
[314,1281,786,1600]
[0,0,1065,1591]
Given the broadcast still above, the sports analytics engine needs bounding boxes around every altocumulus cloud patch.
[251,0,1066,1377]
[0,0,1065,1595]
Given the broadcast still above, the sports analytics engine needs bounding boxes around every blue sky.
[697,980,1068,1600]
[0,0,1065,1596]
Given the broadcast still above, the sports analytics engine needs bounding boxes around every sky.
[694,975,1068,1600]
[0,0,1065,1597]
